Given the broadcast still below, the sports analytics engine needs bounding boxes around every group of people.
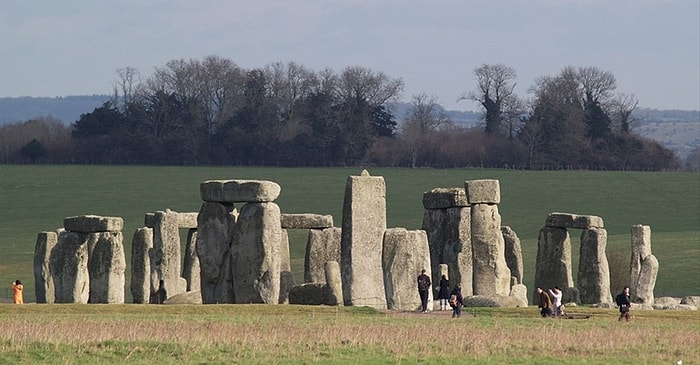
[417,270,464,318]
[537,285,632,321]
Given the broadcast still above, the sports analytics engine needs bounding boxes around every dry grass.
[0,304,697,364]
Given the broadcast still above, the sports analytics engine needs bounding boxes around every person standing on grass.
[616,286,631,322]
[437,274,450,311]
[537,287,552,317]
[449,283,464,318]
[548,287,563,316]
[417,269,431,313]
[11,280,23,304]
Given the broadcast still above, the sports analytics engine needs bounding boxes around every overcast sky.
[1,0,698,111]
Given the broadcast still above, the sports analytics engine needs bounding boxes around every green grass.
[0,165,698,302]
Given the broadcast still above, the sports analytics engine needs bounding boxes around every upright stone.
[87,231,126,304]
[324,261,343,306]
[50,231,90,303]
[534,226,574,303]
[196,201,236,304]
[630,225,658,304]
[278,229,295,304]
[340,170,387,309]
[151,210,187,300]
[130,227,153,304]
[34,231,58,303]
[231,202,282,304]
[578,228,612,304]
[501,226,523,284]
[304,227,342,283]
[382,228,432,311]
[182,229,201,292]
[471,203,511,296]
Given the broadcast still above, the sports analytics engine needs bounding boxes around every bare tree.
[609,93,639,132]
[400,93,450,167]
[577,66,617,104]
[460,64,519,136]
[113,66,141,111]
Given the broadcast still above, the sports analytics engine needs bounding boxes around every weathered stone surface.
[534,226,574,303]
[87,232,126,304]
[278,230,294,304]
[164,290,203,304]
[545,212,604,229]
[681,296,700,307]
[196,201,236,304]
[324,261,343,306]
[439,264,449,280]
[561,287,580,304]
[463,295,523,307]
[182,229,201,292]
[509,283,529,307]
[422,206,472,297]
[465,179,500,204]
[130,227,153,304]
[382,228,432,311]
[281,214,333,229]
[422,188,468,210]
[64,215,123,233]
[578,228,612,304]
[630,225,658,305]
[34,231,57,304]
[305,228,342,283]
[144,212,156,228]
[231,202,282,304]
[200,179,281,203]
[501,226,523,285]
[653,296,680,306]
[340,171,387,309]
[178,212,199,229]
[50,231,90,303]
[471,204,510,296]
[151,210,187,301]
[288,283,328,305]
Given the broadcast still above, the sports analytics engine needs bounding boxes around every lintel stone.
[281,213,334,229]
[465,179,501,204]
[545,212,604,229]
[64,215,123,232]
[422,188,468,209]
[200,180,281,203]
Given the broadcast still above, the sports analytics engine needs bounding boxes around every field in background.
[0,165,698,302]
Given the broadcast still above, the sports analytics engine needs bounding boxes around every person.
[437,275,450,310]
[616,286,631,322]
[548,287,563,317]
[537,287,552,317]
[417,269,431,313]
[449,283,464,318]
[11,280,23,304]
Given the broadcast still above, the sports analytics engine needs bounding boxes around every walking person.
[11,280,23,304]
[449,283,464,318]
[437,275,450,310]
[417,269,431,313]
[537,287,552,317]
[548,287,563,316]
[616,286,631,322]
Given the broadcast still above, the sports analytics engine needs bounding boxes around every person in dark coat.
[437,275,450,310]
[537,287,552,317]
[616,286,631,322]
[416,269,431,313]
[449,283,464,318]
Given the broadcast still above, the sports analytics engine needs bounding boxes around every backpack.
[449,294,458,307]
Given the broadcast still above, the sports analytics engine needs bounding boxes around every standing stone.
[231,202,282,304]
[304,227,342,283]
[501,226,523,285]
[34,231,58,304]
[471,203,511,296]
[196,201,236,304]
[182,228,201,292]
[578,228,612,304]
[324,261,344,306]
[278,229,295,304]
[534,226,574,303]
[422,206,472,297]
[87,231,126,304]
[130,227,153,304]
[151,210,187,300]
[630,225,658,304]
[340,170,387,309]
[50,231,90,303]
[382,228,432,311]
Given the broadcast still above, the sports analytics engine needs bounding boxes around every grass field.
[0,165,698,302]
[0,304,698,364]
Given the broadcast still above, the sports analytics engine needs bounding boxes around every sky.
[1,0,698,112]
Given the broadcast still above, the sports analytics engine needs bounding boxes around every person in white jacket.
[548,287,563,316]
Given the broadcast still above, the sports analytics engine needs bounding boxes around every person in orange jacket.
[11,280,23,304]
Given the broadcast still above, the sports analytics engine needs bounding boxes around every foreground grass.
[0,304,697,364]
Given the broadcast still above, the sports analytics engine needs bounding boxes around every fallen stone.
[164,290,203,304]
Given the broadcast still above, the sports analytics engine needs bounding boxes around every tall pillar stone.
[87,231,126,304]
[501,226,523,285]
[534,226,574,302]
[304,227,342,283]
[130,227,153,303]
[340,170,387,309]
[578,228,612,304]
[50,231,90,303]
[182,228,200,292]
[630,225,659,304]
[34,231,58,304]
[471,203,511,296]
[382,228,432,311]
[278,229,295,304]
[196,201,236,304]
[324,261,343,306]
[151,210,187,300]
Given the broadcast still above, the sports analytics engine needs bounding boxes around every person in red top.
[11,280,24,304]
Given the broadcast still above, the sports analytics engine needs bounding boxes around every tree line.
[0,57,682,170]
